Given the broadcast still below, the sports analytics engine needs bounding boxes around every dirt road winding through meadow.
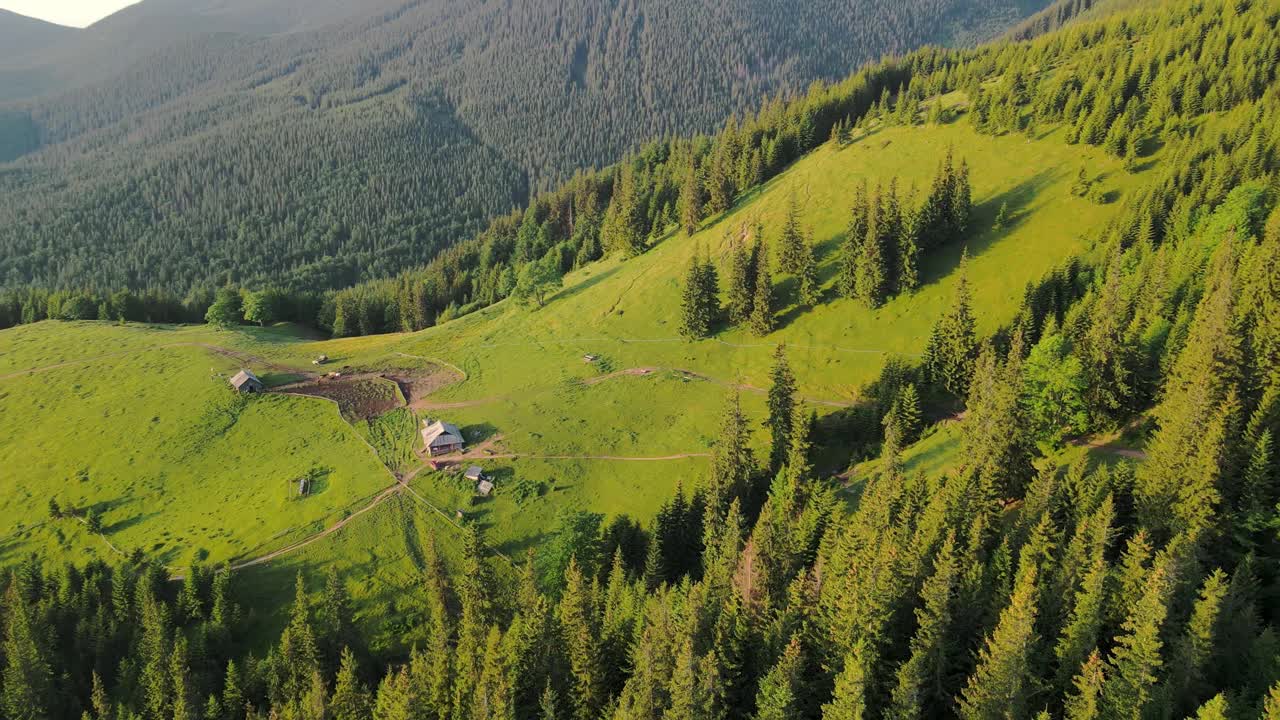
[225,483,405,571]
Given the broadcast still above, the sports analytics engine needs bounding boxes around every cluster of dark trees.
[838,153,973,308]
[0,286,325,330]
[678,151,973,342]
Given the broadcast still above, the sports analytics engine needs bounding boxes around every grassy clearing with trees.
[3,0,1280,714]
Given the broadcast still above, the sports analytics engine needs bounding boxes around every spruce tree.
[558,558,602,720]
[279,573,321,703]
[885,384,922,445]
[839,181,869,299]
[222,660,244,720]
[1168,569,1228,716]
[700,255,722,330]
[924,252,978,397]
[887,533,958,720]
[139,586,173,720]
[680,255,712,340]
[898,185,922,293]
[958,561,1040,719]
[1137,240,1242,538]
[1100,557,1175,720]
[331,648,371,720]
[453,527,495,720]
[679,158,704,236]
[1064,651,1106,720]
[709,392,756,514]
[753,637,804,720]
[750,250,776,336]
[373,668,412,720]
[778,191,808,277]
[766,344,798,473]
[796,240,819,307]
[170,637,195,720]
[1192,695,1229,720]
[1054,550,1109,697]
[728,233,757,325]
[1,584,52,720]
[822,642,874,720]
[540,683,560,720]
[855,185,888,307]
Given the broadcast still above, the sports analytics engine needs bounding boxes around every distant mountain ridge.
[0,9,75,65]
[0,0,1056,295]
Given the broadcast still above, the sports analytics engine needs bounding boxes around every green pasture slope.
[0,325,395,570]
[0,114,1146,644]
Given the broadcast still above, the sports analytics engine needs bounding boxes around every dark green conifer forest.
[0,0,1049,300]
[3,0,1280,718]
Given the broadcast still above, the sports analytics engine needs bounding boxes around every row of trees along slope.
[3,1,1280,718]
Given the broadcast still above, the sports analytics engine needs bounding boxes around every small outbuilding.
[230,369,264,393]
[464,466,485,482]
[476,479,495,497]
[422,419,465,456]
[313,354,329,366]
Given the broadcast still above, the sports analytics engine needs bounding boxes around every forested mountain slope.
[0,0,1054,295]
[1,0,1280,717]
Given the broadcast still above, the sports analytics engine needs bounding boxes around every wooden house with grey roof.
[422,419,465,456]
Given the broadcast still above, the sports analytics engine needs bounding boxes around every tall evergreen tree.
[887,533,958,720]
[728,231,759,325]
[898,185,922,293]
[1063,651,1106,720]
[679,158,705,236]
[750,249,776,336]
[778,192,808,277]
[1,584,51,720]
[680,252,719,340]
[822,642,874,720]
[839,181,870,298]
[766,344,798,473]
[331,648,372,720]
[958,560,1040,719]
[709,392,756,514]
[1100,554,1176,720]
[855,184,889,307]
[924,252,979,397]
[753,637,804,720]
[558,558,602,720]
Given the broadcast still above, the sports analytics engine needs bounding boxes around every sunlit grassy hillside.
[0,112,1145,645]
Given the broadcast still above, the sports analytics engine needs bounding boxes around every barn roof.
[422,420,463,446]
[230,369,261,388]
[464,466,484,480]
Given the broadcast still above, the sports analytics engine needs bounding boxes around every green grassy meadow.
[0,115,1149,644]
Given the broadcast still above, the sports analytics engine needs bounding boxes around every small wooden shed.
[230,369,264,393]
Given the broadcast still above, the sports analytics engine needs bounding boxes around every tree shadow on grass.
[552,262,626,303]
[916,167,1060,290]
[497,530,551,560]
[103,509,162,535]
[461,422,499,444]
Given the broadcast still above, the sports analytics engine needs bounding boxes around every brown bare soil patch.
[278,376,403,421]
